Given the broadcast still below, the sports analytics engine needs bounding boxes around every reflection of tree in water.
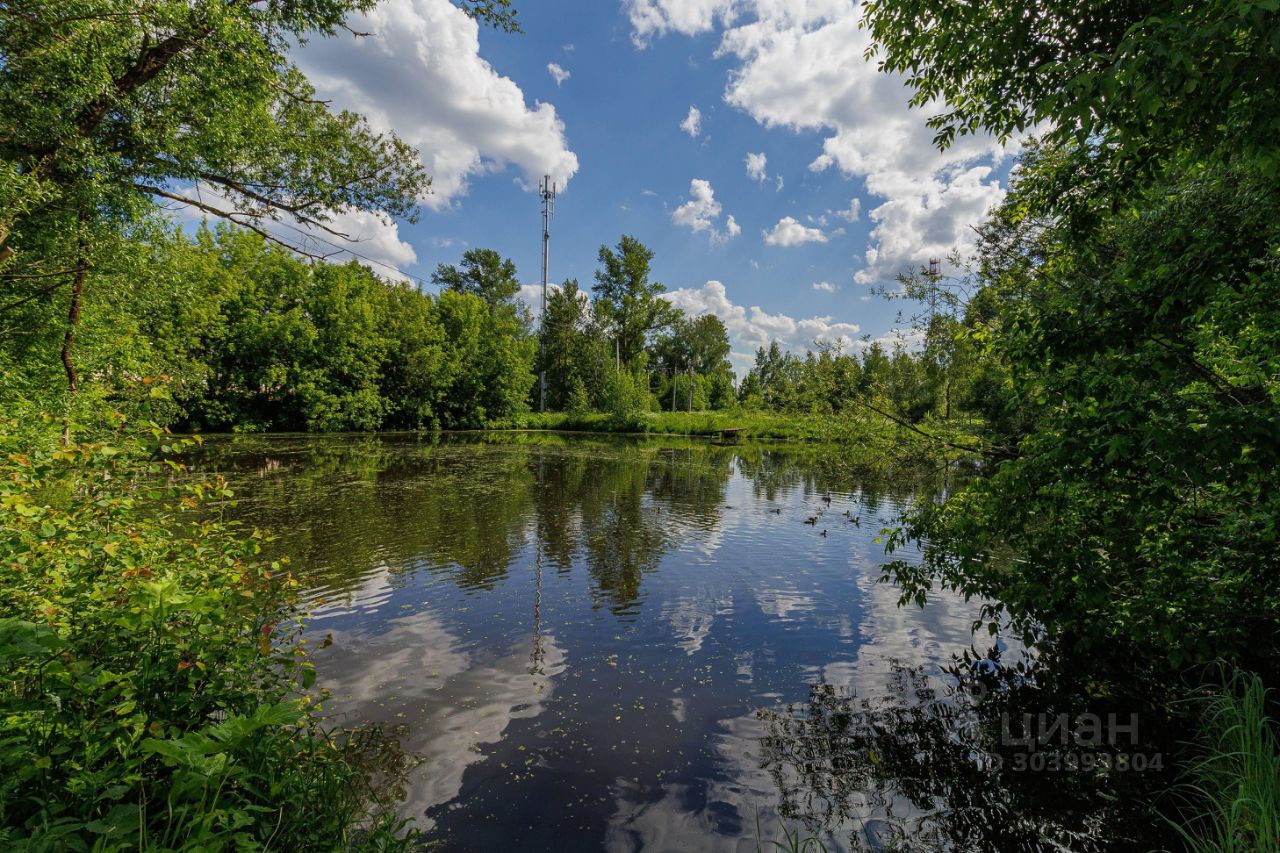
[733,447,939,521]
[733,449,806,503]
[200,433,956,621]
[524,444,738,616]
[756,652,1176,852]
[192,434,537,594]
[401,446,535,590]
[339,723,420,823]
[577,449,679,616]
[645,446,735,524]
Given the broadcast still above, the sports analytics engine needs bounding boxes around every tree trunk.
[59,262,88,444]
[60,263,87,393]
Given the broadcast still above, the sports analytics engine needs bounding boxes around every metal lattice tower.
[927,257,941,322]
[539,176,557,412]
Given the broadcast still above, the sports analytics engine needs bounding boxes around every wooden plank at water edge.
[715,427,744,445]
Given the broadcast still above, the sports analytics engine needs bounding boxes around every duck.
[819,529,828,537]
[804,516,818,526]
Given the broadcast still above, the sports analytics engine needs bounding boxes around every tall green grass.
[1171,670,1280,853]
[490,409,899,444]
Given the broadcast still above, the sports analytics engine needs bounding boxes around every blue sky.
[252,1,1019,376]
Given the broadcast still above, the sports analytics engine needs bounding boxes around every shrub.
[0,413,415,851]
[599,368,649,418]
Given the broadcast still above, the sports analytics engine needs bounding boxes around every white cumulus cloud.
[295,0,578,211]
[626,0,738,46]
[517,282,565,317]
[833,198,861,222]
[680,105,703,138]
[745,152,768,183]
[672,179,739,244]
[763,216,827,246]
[665,280,862,376]
[627,0,1015,283]
[812,281,836,293]
[547,63,570,86]
[672,179,721,233]
[723,214,742,240]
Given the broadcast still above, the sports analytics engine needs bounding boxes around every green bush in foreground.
[0,414,414,851]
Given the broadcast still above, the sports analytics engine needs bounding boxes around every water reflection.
[756,647,1176,852]
[191,433,1170,851]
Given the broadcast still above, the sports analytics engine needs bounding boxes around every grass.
[1170,670,1280,852]
[753,810,829,853]
[491,409,896,443]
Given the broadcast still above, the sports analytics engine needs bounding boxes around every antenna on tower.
[539,175,557,413]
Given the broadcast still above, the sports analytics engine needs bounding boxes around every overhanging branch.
[138,184,337,261]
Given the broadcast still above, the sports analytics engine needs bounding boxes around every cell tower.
[539,175,557,413]
[927,257,941,322]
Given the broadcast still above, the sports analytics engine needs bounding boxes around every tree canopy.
[869,0,1280,680]
[592,235,679,368]
[432,248,521,307]
[864,0,1280,166]
[0,0,515,402]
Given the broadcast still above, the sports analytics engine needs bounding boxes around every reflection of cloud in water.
[755,586,815,621]
[313,596,565,830]
[695,527,725,558]
[306,559,398,617]
[773,560,1008,845]
[607,560,992,852]
[838,557,994,693]
[604,715,859,853]
[662,591,732,655]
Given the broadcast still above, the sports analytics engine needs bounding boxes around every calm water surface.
[194,433,1167,852]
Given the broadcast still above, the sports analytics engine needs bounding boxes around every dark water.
[193,433,1173,852]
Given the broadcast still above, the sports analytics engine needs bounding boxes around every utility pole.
[927,257,941,324]
[539,176,557,413]
[529,456,545,676]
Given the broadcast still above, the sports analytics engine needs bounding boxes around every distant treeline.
[3,222,965,433]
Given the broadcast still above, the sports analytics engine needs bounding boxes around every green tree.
[863,0,1280,165]
[435,289,535,427]
[380,284,449,430]
[432,248,522,307]
[0,0,518,409]
[131,226,535,433]
[538,279,604,410]
[653,314,734,411]
[870,3,1280,680]
[592,235,679,368]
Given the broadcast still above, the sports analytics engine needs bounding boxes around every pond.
[193,432,1172,852]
